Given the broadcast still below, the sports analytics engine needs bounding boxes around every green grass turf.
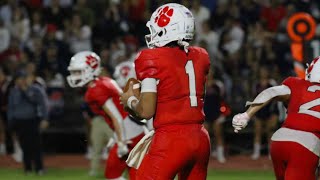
[0,168,275,180]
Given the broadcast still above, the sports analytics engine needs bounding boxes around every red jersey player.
[113,61,154,131]
[232,56,320,180]
[120,3,211,179]
[67,51,144,180]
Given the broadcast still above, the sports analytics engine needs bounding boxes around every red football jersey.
[85,77,127,129]
[282,77,320,137]
[135,46,210,129]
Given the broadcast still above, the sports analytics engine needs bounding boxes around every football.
[124,78,141,98]
[123,78,143,120]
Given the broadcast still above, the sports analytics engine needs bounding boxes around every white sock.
[0,143,5,154]
[14,141,21,153]
[217,146,224,157]
[254,143,260,153]
[87,146,92,153]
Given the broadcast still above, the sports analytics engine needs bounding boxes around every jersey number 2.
[185,60,198,107]
[298,85,320,118]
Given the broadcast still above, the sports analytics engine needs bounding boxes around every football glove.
[232,112,250,133]
[117,141,129,158]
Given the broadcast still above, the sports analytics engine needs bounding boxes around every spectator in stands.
[251,66,279,160]
[43,0,67,30]
[43,0,73,9]
[8,69,49,175]
[109,38,126,70]
[25,61,46,87]
[126,0,147,43]
[8,6,30,46]
[239,0,261,26]
[0,19,10,54]
[201,0,216,13]
[260,0,287,32]
[229,0,240,19]
[66,13,92,54]
[209,2,228,31]
[0,67,7,155]
[219,17,245,56]
[0,66,23,161]
[0,37,24,74]
[30,10,46,37]
[196,20,221,61]
[204,69,229,163]
[25,36,44,63]
[94,0,122,45]
[99,46,113,75]
[0,0,17,27]
[38,44,65,120]
[73,0,95,27]
[190,0,210,36]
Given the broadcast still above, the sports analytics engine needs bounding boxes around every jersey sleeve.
[91,85,112,107]
[281,77,297,90]
[134,50,159,81]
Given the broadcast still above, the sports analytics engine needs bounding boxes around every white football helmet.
[145,3,195,49]
[113,61,136,88]
[67,51,101,88]
[306,56,320,83]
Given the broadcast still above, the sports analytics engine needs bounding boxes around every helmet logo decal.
[307,57,319,74]
[121,66,131,77]
[154,6,174,27]
[86,55,98,69]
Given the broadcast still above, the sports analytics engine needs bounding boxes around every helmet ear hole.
[158,30,163,37]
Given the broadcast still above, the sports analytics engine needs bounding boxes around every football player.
[113,61,153,131]
[232,56,320,180]
[120,3,211,179]
[67,51,144,180]
[113,61,137,89]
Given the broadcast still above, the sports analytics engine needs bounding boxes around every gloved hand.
[117,141,129,158]
[232,112,250,133]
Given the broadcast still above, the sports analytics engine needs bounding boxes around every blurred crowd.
[1,0,320,164]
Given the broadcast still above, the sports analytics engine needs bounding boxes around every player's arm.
[102,98,129,157]
[102,98,125,141]
[232,85,291,133]
[121,78,157,120]
[132,92,157,120]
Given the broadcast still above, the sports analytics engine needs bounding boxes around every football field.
[0,154,276,179]
[0,168,275,180]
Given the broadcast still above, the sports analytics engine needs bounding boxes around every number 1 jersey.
[134,46,210,129]
[282,77,320,137]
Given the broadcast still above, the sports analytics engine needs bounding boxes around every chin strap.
[177,39,189,53]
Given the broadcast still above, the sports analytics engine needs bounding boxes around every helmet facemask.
[305,56,320,83]
[145,22,158,48]
[67,67,97,88]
